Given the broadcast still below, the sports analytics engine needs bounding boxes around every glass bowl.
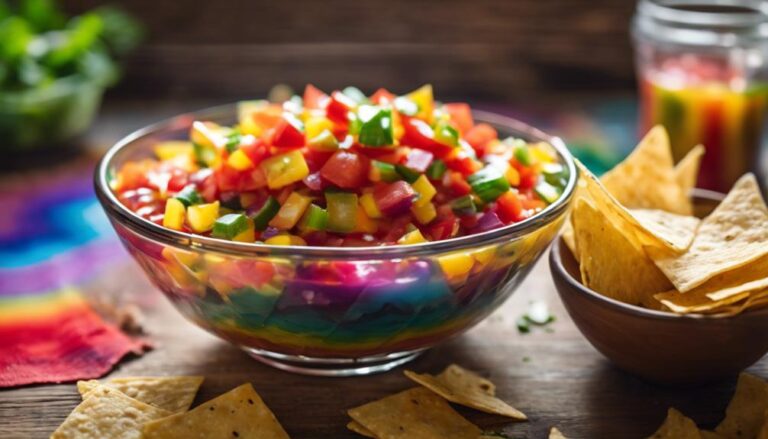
[94,104,577,376]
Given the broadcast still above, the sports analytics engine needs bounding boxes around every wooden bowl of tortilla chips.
[549,126,768,385]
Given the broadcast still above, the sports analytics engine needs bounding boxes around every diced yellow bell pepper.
[360,192,382,219]
[163,198,186,230]
[186,201,220,233]
[265,234,307,246]
[471,246,496,265]
[355,205,378,234]
[398,228,428,245]
[155,141,193,161]
[407,84,434,123]
[238,100,268,136]
[261,150,310,189]
[412,175,436,207]
[411,202,437,225]
[232,219,256,243]
[305,116,334,140]
[270,192,311,230]
[227,148,254,171]
[437,252,475,279]
[530,142,557,163]
[190,121,226,149]
[505,166,521,186]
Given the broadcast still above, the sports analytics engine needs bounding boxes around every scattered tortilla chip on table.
[716,373,768,439]
[347,387,481,439]
[648,408,700,439]
[674,144,705,198]
[404,364,525,420]
[347,421,376,438]
[647,174,768,293]
[758,410,768,439]
[51,385,171,439]
[77,375,204,413]
[600,126,690,215]
[142,383,290,439]
[549,426,569,438]
[571,198,672,306]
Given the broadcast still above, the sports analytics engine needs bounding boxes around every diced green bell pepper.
[371,160,401,183]
[174,185,203,207]
[450,195,477,216]
[357,105,394,147]
[433,120,459,147]
[468,167,510,202]
[325,191,358,233]
[395,164,420,183]
[298,204,329,232]
[224,130,242,153]
[212,213,249,240]
[534,180,561,204]
[426,159,447,180]
[251,196,280,231]
[513,142,533,167]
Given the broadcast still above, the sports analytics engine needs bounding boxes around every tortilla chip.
[549,427,569,438]
[654,290,750,314]
[576,161,687,252]
[347,421,376,438]
[648,408,701,439]
[700,431,724,439]
[629,209,700,252]
[77,376,204,413]
[716,373,768,439]
[572,198,672,306]
[600,126,690,215]
[758,410,768,439]
[404,365,525,420]
[51,385,171,439]
[142,383,289,439]
[674,144,704,197]
[648,174,768,292]
[562,220,577,260]
[348,387,481,439]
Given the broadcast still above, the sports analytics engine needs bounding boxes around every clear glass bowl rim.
[94,103,577,259]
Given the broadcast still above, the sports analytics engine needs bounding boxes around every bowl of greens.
[0,0,141,152]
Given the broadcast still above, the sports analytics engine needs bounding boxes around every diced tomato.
[303,148,334,172]
[270,116,305,148]
[400,116,454,157]
[166,167,189,193]
[427,215,458,241]
[240,137,270,165]
[444,152,481,177]
[326,91,355,125]
[522,196,546,211]
[444,171,472,196]
[370,88,396,105]
[240,167,268,191]
[191,169,218,202]
[459,214,479,230]
[444,103,474,133]
[464,123,497,157]
[511,159,538,190]
[214,164,241,192]
[215,163,267,192]
[303,84,328,109]
[496,191,524,223]
[381,214,412,243]
[320,150,370,189]
[116,160,153,191]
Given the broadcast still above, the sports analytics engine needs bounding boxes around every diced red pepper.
[240,167,268,191]
[402,149,434,173]
[166,167,189,193]
[444,103,474,133]
[215,164,241,192]
[381,214,412,243]
[215,163,267,192]
[444,171,472,196]
[320,150,370,189]
[511,159,538,190]
[190,169,218,202]
[522,196,547,211]
[326,91,356,125]
[270,116,305,148]
[373,181,416,216]
[239,137,270,165]
[427,215,459,241]
[400,116,454,157]
[445,152,482,177]
[303,84,328,109]
[464,123,498,157]
[370,88,396,105]
[496,191,524,223]
[303,148,334,172]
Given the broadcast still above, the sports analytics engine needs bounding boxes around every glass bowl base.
[241,346,425,377]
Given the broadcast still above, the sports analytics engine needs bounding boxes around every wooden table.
[1,99,765,438]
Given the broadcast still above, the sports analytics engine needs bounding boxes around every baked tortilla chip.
[654,290,750,314]
[572,198,672,306]
[716,373,768,439]
[348,387,481,439]
[51,385,171,439]
[549,427,569,438]
[648,408,700,439]
[142,383,289,439]
[758,410,768,439]
[648,174,768,292]
[629,209,700,252]
[601,126,690,215]
[674,144,704,198]
[404,364,525,420]
[77,375,204,413]
[347,421,376,438]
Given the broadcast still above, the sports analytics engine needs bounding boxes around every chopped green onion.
[298,204,328,232]
[357,105,394,147]
[516,316,530,334]
[467,167,510,202]
[433,120,459,147]
[542,162,567,187]
[325,191,358,233]
[394,96,419,116]
[371,160,401,182]
[534,179,561,204]
[426,159,447,180]
[450,195,477,216]
[342,86,369,104]
[395,164,420,183]
[224,130,242,153]
[212,213,249,240]
[251,196,280,231]
[174,185,203,207]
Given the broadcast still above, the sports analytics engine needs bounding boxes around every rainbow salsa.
[112,85,567,247]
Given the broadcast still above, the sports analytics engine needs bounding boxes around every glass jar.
[633,0,768,191]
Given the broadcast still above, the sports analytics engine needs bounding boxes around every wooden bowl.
[549,190,768,386]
